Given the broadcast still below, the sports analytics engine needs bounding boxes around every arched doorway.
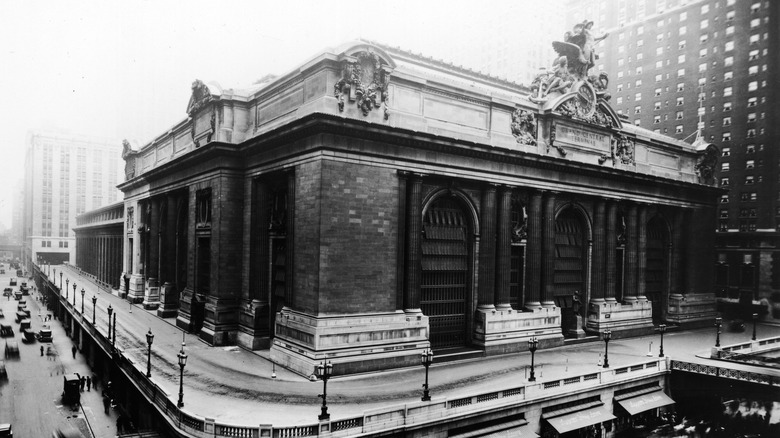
[421,196,472,350]
[554,207,588,336]
[645,217,669,324]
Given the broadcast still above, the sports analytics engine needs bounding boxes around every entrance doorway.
[553,208,587,336]
[421,197,471,350]
[645,217,669,324]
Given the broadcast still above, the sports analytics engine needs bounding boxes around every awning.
[616,391,675,416]
[450,419,538,438]
[545,406,616,434]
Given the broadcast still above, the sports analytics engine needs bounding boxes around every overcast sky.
[0,0,554,229]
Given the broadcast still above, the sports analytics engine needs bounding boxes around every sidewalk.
[48,264,780,427]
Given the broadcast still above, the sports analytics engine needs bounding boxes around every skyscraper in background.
[23,130,123,267]
[568,0,779,306]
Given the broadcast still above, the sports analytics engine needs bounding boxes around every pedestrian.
[86,376,91,391]
[80,376,85,392]
[102,393,110,414]
[71,344,77,359]
[40,345,44,356]
[92,374,98,391]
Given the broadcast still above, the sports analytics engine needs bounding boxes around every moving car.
[0,325,12,338]
[2,288,11,297]
[0,360,7,380]
[37,327,53,343]
[4,341,19,358]
[0,423,12,437]
[8,279,16,286]
[21,329,35,343]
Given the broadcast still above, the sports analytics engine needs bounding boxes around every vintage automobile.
[37,327,53,343]
[4,341,19,358]
[0,310,4,319]
[62,374,81,404]
[21,329,36,343]
[14,312,26,323]
[18,320,30,332]
[2,288,11,297]
[0,423,12,437]
[8,278,16,286]
[0,360,7,380]
[0,324,13,338]
[12,291,21,301]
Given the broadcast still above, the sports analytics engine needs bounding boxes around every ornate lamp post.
[146,329,154,378]
[752,313,758,341]
[107,304,113,339]
[602,330,612,368]
[528,337,539,381]
[53,268,56,283]
[656,324,667,358]
[80,288,85,314]
[715,317,722,347]
[65,279,69,299]
[59,271,62,289]
[421,349,434,401]
[314,361,333,420]
[177,342,187,407]
[91,295,97,325]
[72,283,77,305]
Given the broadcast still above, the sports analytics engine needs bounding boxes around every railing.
[671,360,778,386]
[45,269,670,438]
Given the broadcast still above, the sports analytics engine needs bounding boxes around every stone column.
[478,184,497,311]
[525,191,543,309]
[396,173,408,310]
[404,174,424,314]
[624,203,638,302]
[685,209,698,294]
[605,201,618,302]
[148,197,161,286]
[541,192,557,307]
[636,204,648,301]
[158,194,181,317]
[495,186,513,311]
[670,208,684,296]
[591,200,606,302]
[285,171,296,308]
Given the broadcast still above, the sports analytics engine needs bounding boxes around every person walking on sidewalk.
[92,373,98,391]
[40,345,44,356]
[86,376,91,391]
[71,344,77,359]
[102,393,111,414]
[79,376,85,392]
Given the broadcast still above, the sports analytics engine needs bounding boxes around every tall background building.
[23,130,123,268]
[567,0,779,307]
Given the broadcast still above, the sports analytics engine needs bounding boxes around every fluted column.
[478,184,498,310]
[162,195,178,287]
[284,170,295,307]
[495,186,513,311]
[636,204,648,301]
[624,203,638,302]
[404,174,424,313]
[670,208,684,296]
[254,181,271,302]
[541,192,557,307]
[685,209,698,294]
[525,191,543,309]
[591,200,606,302]
[148,197,161,286]
[605,201,618,302]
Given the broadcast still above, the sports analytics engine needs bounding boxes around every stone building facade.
[118,40,722,376]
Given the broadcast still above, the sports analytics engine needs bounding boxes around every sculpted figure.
[553,20,609,78]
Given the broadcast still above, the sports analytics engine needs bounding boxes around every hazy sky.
[0,0,554,229]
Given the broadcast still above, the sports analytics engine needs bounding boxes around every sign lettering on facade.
[556,125,611,152]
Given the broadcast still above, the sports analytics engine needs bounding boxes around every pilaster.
[525,191,543,309]
[477,184,497,311]
[541,192,557,307]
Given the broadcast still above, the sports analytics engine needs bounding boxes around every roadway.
[33,264,780,428]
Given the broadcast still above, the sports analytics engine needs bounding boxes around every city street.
[1,268,119,438]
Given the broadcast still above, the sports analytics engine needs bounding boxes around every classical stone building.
[118,39,722,376]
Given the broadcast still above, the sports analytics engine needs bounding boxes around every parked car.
[62,374,80,404]
[37,327,53,343]
[0,423,12,437]
[8,279,16,286]
[4,341,19,358]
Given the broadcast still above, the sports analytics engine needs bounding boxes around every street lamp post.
[80,288,85,314]
[656,324,667,358]
[65,279,69,299]
[421,349,434,401]
[72,283,77,306]
[602,330,612,368]
[91,295,97,325]
[528,337,539,381]
[59,271,62,289]
[146,329,154,378]
[715,317,722,347]
[112,314,116,348]
[177,342,187,407]
[315,361,333,421]
[53,268,56,284]
[107,304,113,339]
[752,313,758,341]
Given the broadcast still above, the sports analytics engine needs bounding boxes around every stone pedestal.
[567,315,587,339]
[667,293,717,328]
[156,282,179,318]
[142,278,160,310]
[126,274,145,304]
[236,299,270,350]
[199,297,240,346]
[271,308,430,377]
[586,299,653,337]
[474,306,564,354]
